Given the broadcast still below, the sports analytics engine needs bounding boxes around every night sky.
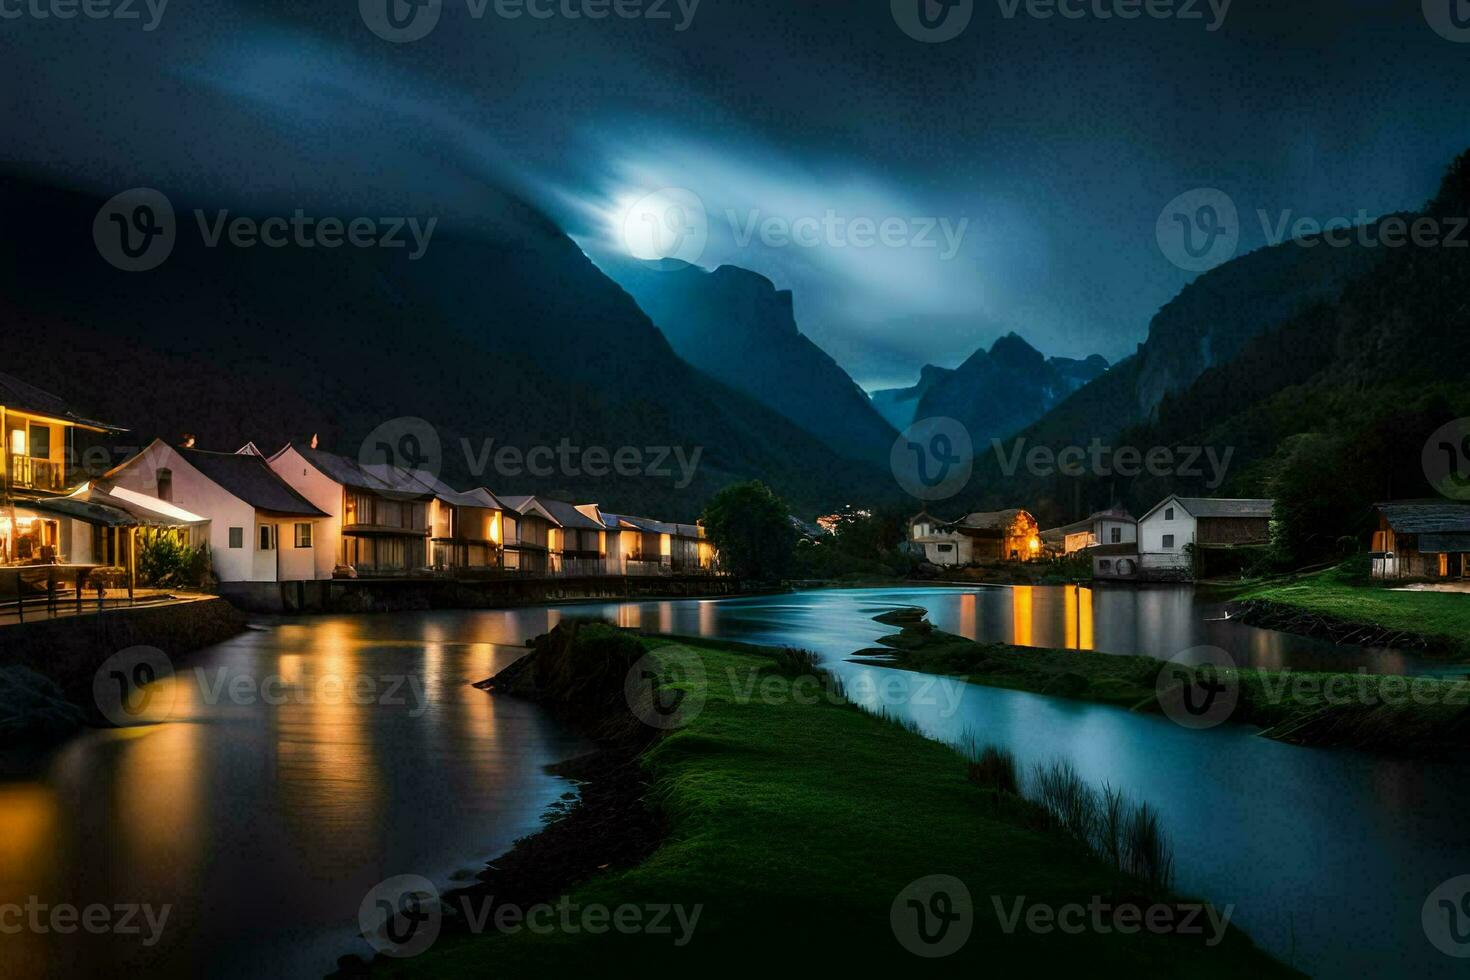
[5,0,1468,388]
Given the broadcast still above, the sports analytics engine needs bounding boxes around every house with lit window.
[498,495,558,574]
[1040,506,1137,556]
[1370,500,1470,580]
[521,497,606,575]
[0,372,124,503]
[267,442,431,578]
[909,509,1041,566]
[107,438,328,590]
[403,470,505,572]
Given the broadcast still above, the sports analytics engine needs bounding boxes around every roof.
[937,509,1033,532]
[1376,500,1470,534]
[17,495,138,528]
[536,497,607,531]
[499,495,560,525]
[176,445,327,517]
[0,371,124,432]
[622,514,676,535]
[74,482,209,526]
[1042,506,1136,540]
[290,444,427,500]
[1141,495,1274,522]
[401,469,503,510]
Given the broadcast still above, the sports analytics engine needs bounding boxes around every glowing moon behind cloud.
[616,187,708,264]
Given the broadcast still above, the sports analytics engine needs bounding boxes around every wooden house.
[1371,501,1470,580]
[498,495,558,574]
[0,372,124,500]
[909,508,1041,565]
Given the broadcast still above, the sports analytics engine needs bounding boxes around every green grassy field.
[1238,564,1470,650]
[858,609,1470,756]
[378,637,1292,977]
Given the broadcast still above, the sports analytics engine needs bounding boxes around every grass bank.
[1233,564,1470,655]
[855,608,1470,757]
[371,624,1290,977]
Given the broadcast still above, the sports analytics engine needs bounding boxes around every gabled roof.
[0,371,125,432]
[175,444,327,517]
[536,497,607,531]
[1140,495,1273,522]
[622,514,676,535]
[1041,505,1136,539]
[941,509,1033,532]
[499,495,560,525]
[287,444,428,500]
[1376,500,1470,534]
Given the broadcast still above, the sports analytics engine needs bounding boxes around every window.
[258,525,275,551]
[937,543,953,552]
[1162,534,1175,548]
[156,468,172,502]
[294,523,313,548]
[1099,559,1112,571]
[1110,527,1122,543]
[1440,553,1450,577]
[28,423,51,459]
[1164,507,1174,520]
[228,527,244,549]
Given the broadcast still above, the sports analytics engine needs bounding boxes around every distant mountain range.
[962,149,1470,538]
[871,334,1107,440]
[0,173,894,520]
[595,257,897,466]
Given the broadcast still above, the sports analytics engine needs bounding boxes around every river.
[2,584,1466,978]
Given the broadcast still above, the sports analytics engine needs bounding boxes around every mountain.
[869,364,954,431]
[0,173,895,520]
[909,333,1109,445]
[964,150,1470,540]
[593,257,897,465]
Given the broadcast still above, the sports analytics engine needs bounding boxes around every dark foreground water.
[3,585,1467,978]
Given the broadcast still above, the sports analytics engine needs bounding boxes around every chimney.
[310,433,319,449]
[181,434,196,448]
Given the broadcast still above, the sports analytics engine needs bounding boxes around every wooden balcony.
[7,454,64,492]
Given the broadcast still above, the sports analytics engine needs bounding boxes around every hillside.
[0,174,895,520]
[595,257,897,465]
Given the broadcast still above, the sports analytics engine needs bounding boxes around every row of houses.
[0,375,716,603]
[912,494,1470,582]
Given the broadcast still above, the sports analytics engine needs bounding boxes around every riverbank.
[359,622,1292,977]
[855,608,1470,758]
[1231,565,1470,655]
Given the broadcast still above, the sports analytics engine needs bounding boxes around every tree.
[701,481,798,581]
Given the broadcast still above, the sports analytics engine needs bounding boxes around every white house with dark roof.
[1136,495,1273,574]
[268,442,432,578]
[107,439,328,584]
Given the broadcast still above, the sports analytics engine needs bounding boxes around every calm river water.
[2,585,1467,978]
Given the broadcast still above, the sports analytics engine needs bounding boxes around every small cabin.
[1371,500,1470,580]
